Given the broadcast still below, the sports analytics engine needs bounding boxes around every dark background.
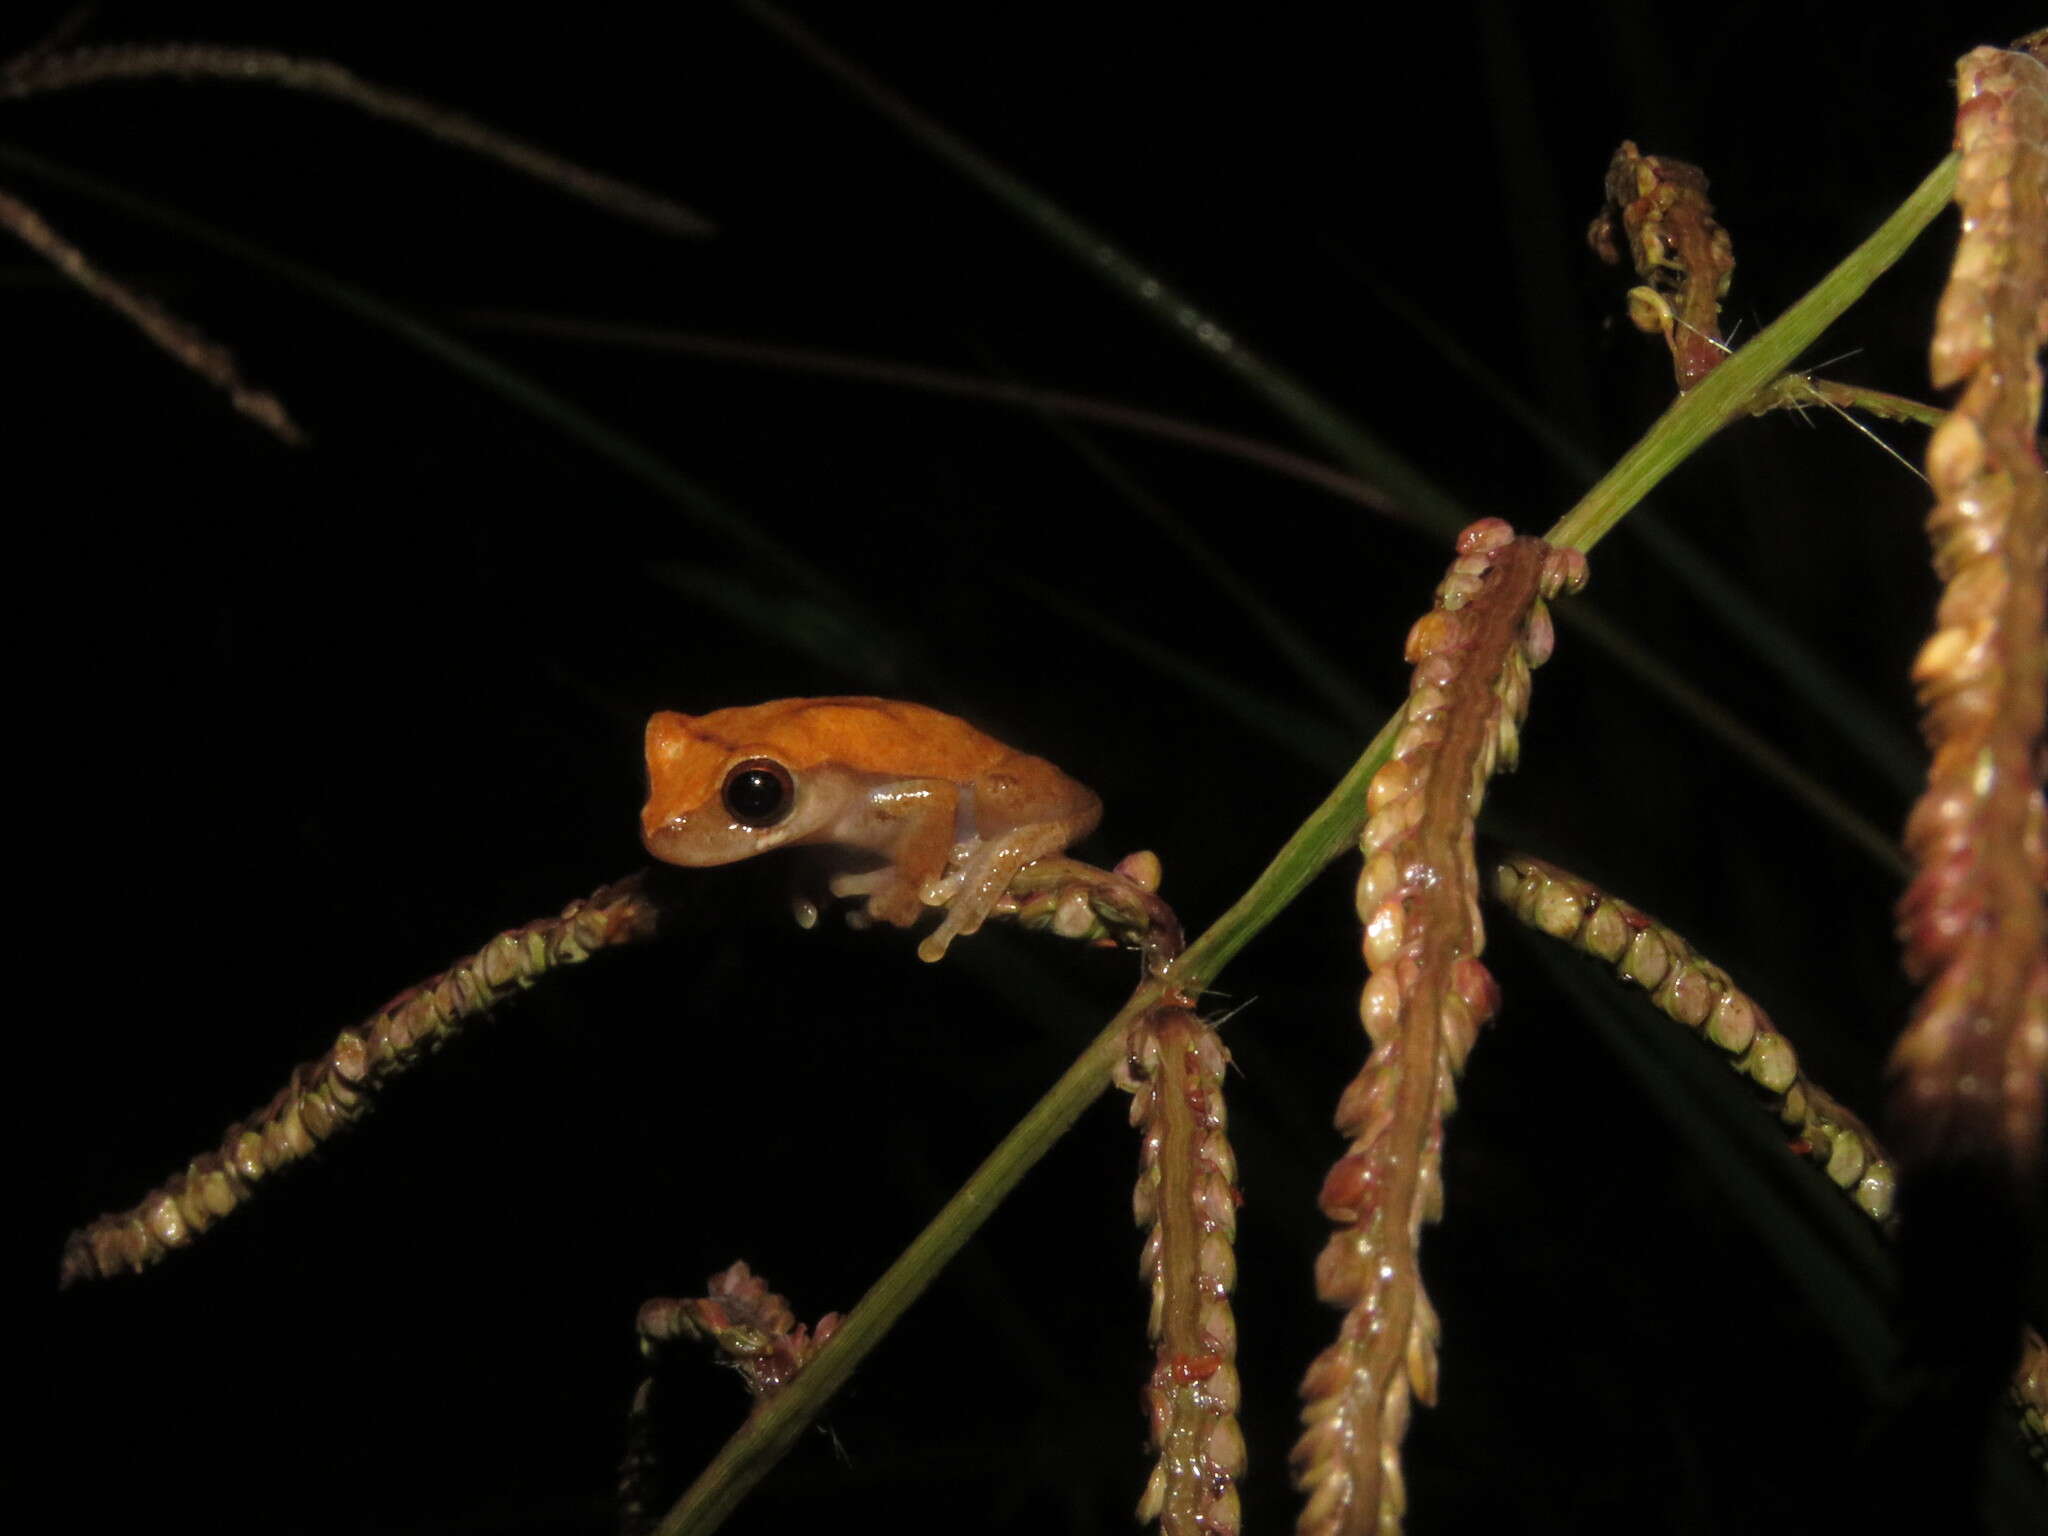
[22,4,2045,1533]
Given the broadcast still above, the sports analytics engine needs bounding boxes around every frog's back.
[688,696,1021,781]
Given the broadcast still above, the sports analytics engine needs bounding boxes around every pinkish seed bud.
[1521,601,1556,665]
[1202,1361,1244,1412]
[1359,967,1403,1044]
[1334,1075,1391,1141]
[1413,653,1458,691]
[1198,1300,1237,1355]
[1457,517,1516,553]
[1704,991,1757,1054]
[1313,1231,1369,1305]
[1449,957,1500,1023]
[1622,929,1672,989]
[1297,1465,1347,1531]
[1050,888,1095,938]
[1744,1030,1799,1093]
[1581,900,1630,962]
[1200,1232,1238,1291]
[1658,964,1714,1027]
[1318,1153,1373,1223]
[1363,899,1406,968]
[1208,1416,1249,1478]
[143,1192,186,1247]
[1542,546,1590,596]
[1407,1326,1440,1406]
[1530,877,1583,940]
[1114,849,1163,891]
[1361,791,1424,856]
[1366,758,1415,817]
[1136,1461,1167,1523]
[1405,608,1461,663]
[1356,849,1402,920]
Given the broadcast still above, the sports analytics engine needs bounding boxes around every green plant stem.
[1345,261,1928,796]
[1761,375,1946,428]
[1186,150,1960,967]
[4,110,1939,868]
[1545,153,1958,551]
[654,981,1158,1535]
[659,715,1402,1536]
[655,150,1961,1535]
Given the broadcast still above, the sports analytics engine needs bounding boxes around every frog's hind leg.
[916,822,1074,962]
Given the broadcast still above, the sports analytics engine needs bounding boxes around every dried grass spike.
[1493,853,1901,1228]
[1122,1005,1242,1535]
[0,44,714,238]
[0,185,302,442]
[2016,1324,2048,1470]
[60,877,660,1284]
[1586,141,1736,390]
[1000,852,1185,975]
[1891,45,2048,1180]
[621,1262,838,1533]
[633,1261,840,1404]
[1296,525,1580,1536]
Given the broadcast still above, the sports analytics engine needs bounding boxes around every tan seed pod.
[61,879,660,1286]
[1889,45,2048,1181]
[1299,525,1583,1536]
[1120,1005,1244,1535]
[1586,140,1737,390]
[1494,853,1900,1229]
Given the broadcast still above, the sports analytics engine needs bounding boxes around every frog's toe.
[865,885,927,930]
[917,911,968,962]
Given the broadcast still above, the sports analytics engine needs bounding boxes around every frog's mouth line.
[639,810,749,866]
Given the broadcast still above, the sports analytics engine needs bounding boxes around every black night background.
[22,5,2047,1533]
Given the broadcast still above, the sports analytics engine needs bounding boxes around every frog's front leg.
[821,777,960,931]
[823,862,919,928]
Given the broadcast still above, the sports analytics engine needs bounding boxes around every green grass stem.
[653,150,1959,1532]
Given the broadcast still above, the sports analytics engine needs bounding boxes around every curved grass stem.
[651,147,1963,1534]
[1,43,713,237]
[740,0,1956,879]
[1544,152,1959,552]
[12,107,1950,1523]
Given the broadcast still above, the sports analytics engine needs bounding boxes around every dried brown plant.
[1,35,706,441]
[1122,1005,1243,1535]
[1495,851,1899,1226]
[1891,46,2048,1182]
[1293,523,1583,1536]
[60,879,661,1285]
[1588,140,1735,391]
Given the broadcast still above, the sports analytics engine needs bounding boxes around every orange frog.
[641,697,1102,961]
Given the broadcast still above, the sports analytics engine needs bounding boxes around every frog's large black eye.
[722,758,795,827]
